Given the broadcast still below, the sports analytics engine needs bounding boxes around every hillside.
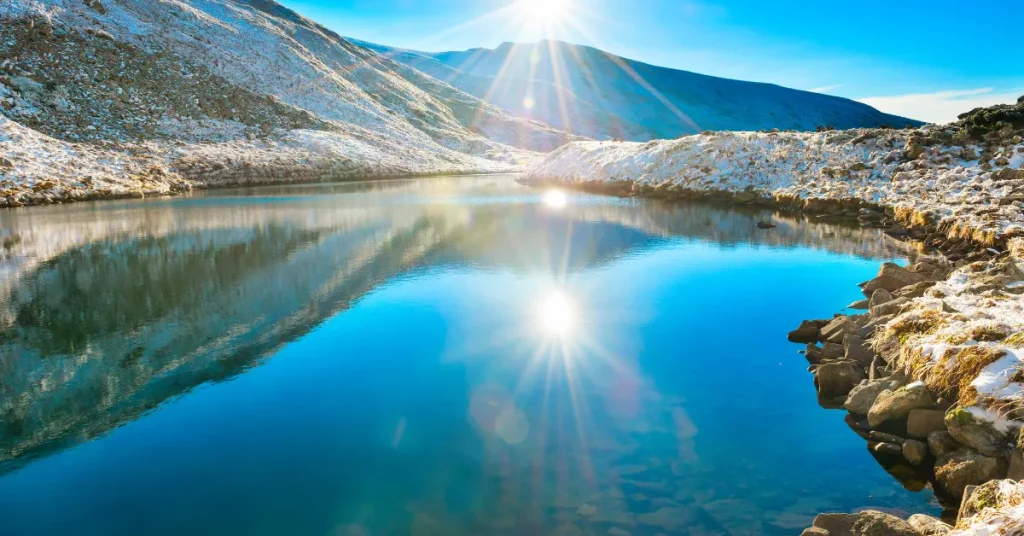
[359,39,923,141]
[0,0,577,207]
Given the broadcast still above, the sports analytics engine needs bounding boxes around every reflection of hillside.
[0,178,906,472]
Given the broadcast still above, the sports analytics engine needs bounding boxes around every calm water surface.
[0,176,938,535]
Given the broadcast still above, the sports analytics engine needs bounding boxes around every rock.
[902,439,928,465]
[756,220,776,229]
[906,514,951,535]
[869,431,905,444]
[945,407,1013,457]
[607,528,630,536]
[895,281,936,299]
[928,431,961,458]
[821,342,845,360]
[861,263,927,297]
[577,504,597,517]
[846,378,901,415]
[1009,447,1024,481]
[957,479,1021,523]
[934,448,1008,498]
[848,299,869,310]
[820,316,858,344]
[906,409,946,438]
[867,382,934,428]
[870,296,910,318]
[906,144,926,160]
[872,442,903,456]
[789,320,820,343]
[844,335,875,367]
[802,511,917,536]
[0,157,13,170]
[868,288,894,309]
[816,361,866,403]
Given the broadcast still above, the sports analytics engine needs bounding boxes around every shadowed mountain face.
[354,39,923,141]
[0,177,913,473]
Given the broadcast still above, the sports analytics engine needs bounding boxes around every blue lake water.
[0,176,938,535]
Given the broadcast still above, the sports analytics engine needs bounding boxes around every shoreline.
[518,175,1024,533]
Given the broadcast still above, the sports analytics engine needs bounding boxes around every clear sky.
[278,0,1024,123]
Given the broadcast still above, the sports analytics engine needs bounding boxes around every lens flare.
[538,290,574,336]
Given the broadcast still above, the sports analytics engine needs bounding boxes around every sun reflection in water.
[538,290,574,337]
[542,189,568,209]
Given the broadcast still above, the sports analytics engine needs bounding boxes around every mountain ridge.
[358,37,924,141]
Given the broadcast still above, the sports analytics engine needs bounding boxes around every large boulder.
[801,511,917,536]
[906,514,951,535]
[934,448,1008,498]
[957,479,1024,524]
[846,377,902,415]
[945,407,1014,457]
[906,409,946,438]
[867,382,934,427]
[798,512,921,536]
[789,320,820,343]
[860,263,927,297]
[820,316,859,344]
[816,361,866,404]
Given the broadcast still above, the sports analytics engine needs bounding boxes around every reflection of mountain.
[0,178,907,471]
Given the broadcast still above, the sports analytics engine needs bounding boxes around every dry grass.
[924,345,1008,406]
[888,309,947,345]
[1003,332,1024,348]
[946,323,1013,344]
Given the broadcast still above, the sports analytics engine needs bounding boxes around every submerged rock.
[867,382,934,428]
[756,220,776,229]
[934,448,1008,498]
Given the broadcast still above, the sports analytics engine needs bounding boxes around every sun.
[516,0,569,23]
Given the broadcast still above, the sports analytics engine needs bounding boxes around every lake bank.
[522,100,1024,533]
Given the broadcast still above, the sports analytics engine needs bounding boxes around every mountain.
[356,39,923,141]
[0,0,578,207]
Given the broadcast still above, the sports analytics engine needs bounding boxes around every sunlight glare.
[523,96,535,109]
[542,189,567,208]
[538,290,574,336]
[517,0,569,24]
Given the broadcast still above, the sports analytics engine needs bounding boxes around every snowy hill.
[0,0,577,207]
[358,39,923,141]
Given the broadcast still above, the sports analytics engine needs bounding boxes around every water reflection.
[0,176,922,535]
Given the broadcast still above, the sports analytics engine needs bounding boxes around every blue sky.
[278,0,1024,123]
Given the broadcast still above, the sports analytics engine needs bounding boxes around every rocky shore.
[524,98,1024,533]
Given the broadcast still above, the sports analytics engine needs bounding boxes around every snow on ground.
[0,0,564,206]
[526,128,1024,242]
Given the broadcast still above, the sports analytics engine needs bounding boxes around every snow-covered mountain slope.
[0,0,577,207]
[360,39,923,141]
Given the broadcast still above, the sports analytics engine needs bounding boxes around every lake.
[0,175,939,535]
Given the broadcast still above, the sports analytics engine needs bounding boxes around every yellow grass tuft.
[925,345,1008,407]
